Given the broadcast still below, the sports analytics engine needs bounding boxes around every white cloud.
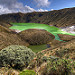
[0,0,49,15]
[24,5,35,12]
[0,5,12,15]
[38,9,48,12]
[0,0,36,14]
[34,0,50,7]
[0,0,22,9]
[51,9,54,11]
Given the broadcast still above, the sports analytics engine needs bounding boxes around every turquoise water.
[10,23,75,41]
[10,23,75,52]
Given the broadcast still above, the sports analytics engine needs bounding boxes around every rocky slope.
[0,7,75,75]
[58,34,75,41]
[19,29,55,45]
[0,7,75,27]
[0,25,29,50]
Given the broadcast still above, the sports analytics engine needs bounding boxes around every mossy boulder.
[0,45,35,70]
[19,29,55,45]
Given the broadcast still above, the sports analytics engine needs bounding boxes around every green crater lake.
[10,23,75,52]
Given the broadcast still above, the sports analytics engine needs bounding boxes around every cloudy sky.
[0,0,75,15]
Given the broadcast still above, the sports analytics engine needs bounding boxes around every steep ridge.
[0,7,75,27]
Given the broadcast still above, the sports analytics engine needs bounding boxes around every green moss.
[19,70,36,75]
[28,44,47,53]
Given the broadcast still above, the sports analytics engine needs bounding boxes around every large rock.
[19,29,55,45]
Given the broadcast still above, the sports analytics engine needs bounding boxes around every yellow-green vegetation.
[0,45,35,70]
[40,58,75,75]
[28,44,47,53]
[19,70,36,75]
[55,48,72,58]
[25,47,75,75]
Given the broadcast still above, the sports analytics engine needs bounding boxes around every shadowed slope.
[19,29,55,45]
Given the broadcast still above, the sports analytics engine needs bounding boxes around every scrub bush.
[27,60,37,69]
[42,56,48,62]
[55,48,70,58]
[36,52,44,66]
[0,45,35,70]
[40,59,73,75]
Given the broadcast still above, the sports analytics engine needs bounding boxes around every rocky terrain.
[0,7,75,28]
[0,25,29,50]
[0,7,75,75]
[19,29,55,45]
[58,34,75,41]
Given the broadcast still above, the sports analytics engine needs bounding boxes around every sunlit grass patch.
[19,70,36,75]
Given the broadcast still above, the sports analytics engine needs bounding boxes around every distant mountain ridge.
[0,7,75,27]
